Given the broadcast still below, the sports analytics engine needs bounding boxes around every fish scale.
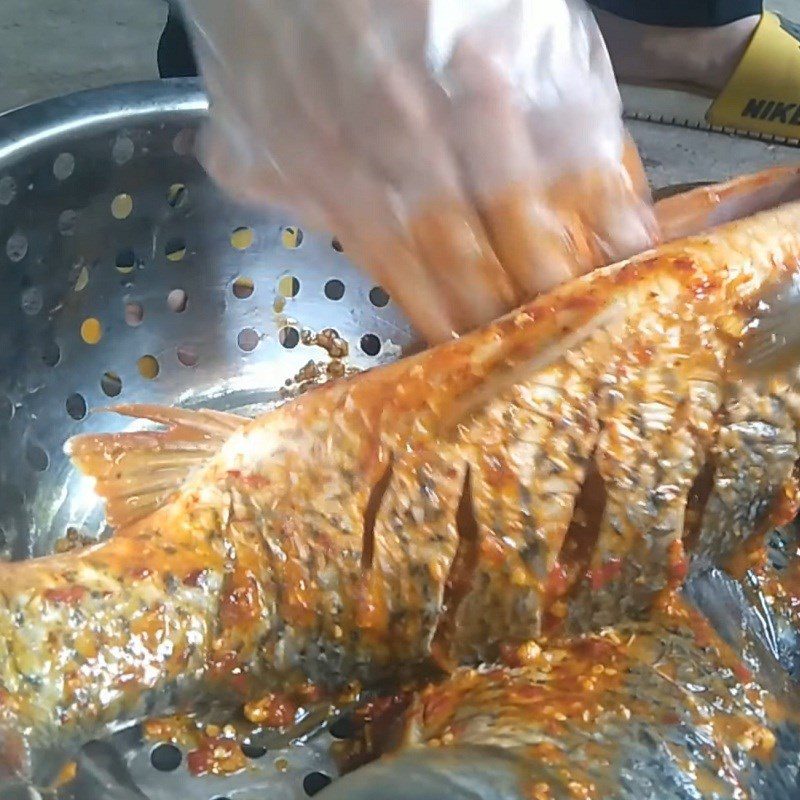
[695,381,800,564]
[451,331,611,655]
[539,341,622,580]
[368,447,465,668]
[584,323,724,626]
[1,547,220,743]
[222,387,393,682]
[458,407,545,652]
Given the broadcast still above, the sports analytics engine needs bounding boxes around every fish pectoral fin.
[65,403,246,529]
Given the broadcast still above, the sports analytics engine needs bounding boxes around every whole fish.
[4,167,800,787]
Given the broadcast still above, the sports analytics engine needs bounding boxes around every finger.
[586,188,659,268]
[301,1,518,331]
[406,199,518,334]
[480,185,585,296]
[336,224,463,345]
[199,106,296,206]
[621,134,651,203]
[442,37,578,297]
[549,166,658,273]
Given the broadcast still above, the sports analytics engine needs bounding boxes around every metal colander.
[0,79,414,800]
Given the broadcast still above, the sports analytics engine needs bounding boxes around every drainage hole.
[281,225,303,249]
[165,237,187,262]
[112,135,134,165]
[240,740,267,759]
[66,393,87,420]
[137,355,160,380]
[278,275,300,298]
[167,288,188,312]
[177,345,198,367]
[6,231,28,262]
[324,279,345,301]
[41,341,60,367]
[238,328,260,352]
[0,395,13,422]
[303,772,333,796]
[369,286,390,307]
[26,442,49,472]
[360,333,381,356]
[329,714,357,740]
[231,226,254,250]
[166,183,188,208]
[279,326,299,349]
[115,248,138,274]
[53,152,75,180]
[111,193,133,220]
[0,175,17,205]
[233,276,254,299]
[58,209,78,236]
[21,287,43,316]
[81,318,103,345]
[125,302,144,327]
[150,742,182,772]
[101,372,122,397]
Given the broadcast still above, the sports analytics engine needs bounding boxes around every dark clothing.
[589,1,763,27]
[158,5,198,78]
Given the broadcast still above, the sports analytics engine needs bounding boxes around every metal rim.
[0,79,209,165]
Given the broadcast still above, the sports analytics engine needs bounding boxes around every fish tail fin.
[65,404,246,529]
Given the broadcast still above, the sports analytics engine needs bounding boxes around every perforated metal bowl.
[0,79,413,799]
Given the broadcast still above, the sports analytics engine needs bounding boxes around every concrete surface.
[0,0,798,189]
[0,0,165,112]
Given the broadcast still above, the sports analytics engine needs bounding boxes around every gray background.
[0,0,799,186]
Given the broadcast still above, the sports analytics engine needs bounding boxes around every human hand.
[181,0,656,342]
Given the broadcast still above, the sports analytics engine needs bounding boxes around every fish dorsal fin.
[66,404,246,529]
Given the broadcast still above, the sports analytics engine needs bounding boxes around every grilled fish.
[4,167,800,785]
